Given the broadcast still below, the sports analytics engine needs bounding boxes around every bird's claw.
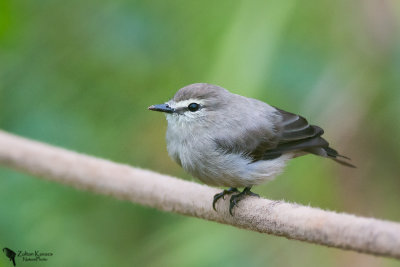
[229,194,242,215]
[229,187,259,215]
[212,187,238,211]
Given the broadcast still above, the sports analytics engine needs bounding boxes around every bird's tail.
[324,147,356,168]
[12,258,16,266]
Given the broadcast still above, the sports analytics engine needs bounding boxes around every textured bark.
[0,130,399,259]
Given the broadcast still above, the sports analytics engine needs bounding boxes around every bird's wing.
[213,103,353,167]
[262,108,354,167]
[212,105,320,160]
[275,108,324,143]
[213,125,280,161]
[212,105,281,161]
[261,108,327,159]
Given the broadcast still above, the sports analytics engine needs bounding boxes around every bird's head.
[148,83,230,127]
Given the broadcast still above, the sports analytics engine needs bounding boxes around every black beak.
[148,103,175,113]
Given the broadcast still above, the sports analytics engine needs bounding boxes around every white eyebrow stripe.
[170,99,205,109]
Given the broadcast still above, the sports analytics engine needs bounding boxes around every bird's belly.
[166,125,292,187]
[176,147,291,188]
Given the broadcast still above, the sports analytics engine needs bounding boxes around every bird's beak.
[148,103,175,114]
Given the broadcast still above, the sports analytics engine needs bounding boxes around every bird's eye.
[188,103,200,112]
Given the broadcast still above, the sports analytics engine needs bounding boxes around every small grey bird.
[149,83,354,215]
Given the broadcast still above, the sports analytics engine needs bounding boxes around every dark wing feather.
[264,136,328,159]
[277,108,323,142]
[262,108,355,167]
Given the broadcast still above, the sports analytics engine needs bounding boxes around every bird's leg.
[213,187,239,211]
[229,187,259,215]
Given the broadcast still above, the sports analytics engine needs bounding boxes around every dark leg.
[213,187,239,211]
[229,187,259,215]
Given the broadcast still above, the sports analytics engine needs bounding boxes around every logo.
[2,247,54,266]
[2,248,16,266]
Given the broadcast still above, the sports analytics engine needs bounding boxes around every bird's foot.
[229,187,259,215]
[213,187,238,211]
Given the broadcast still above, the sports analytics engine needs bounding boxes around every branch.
[0,130,399,260]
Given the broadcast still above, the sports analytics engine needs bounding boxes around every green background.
[1,0,400,266]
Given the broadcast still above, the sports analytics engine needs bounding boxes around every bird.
[3,248,16,266]
[148,83,354,215]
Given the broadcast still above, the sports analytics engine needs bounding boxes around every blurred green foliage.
[1,0,400,266]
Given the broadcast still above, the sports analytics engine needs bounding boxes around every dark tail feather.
[332,157,356,168]
[12,258,16,266]
[335,154,351,160]
[324,147,356,168]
